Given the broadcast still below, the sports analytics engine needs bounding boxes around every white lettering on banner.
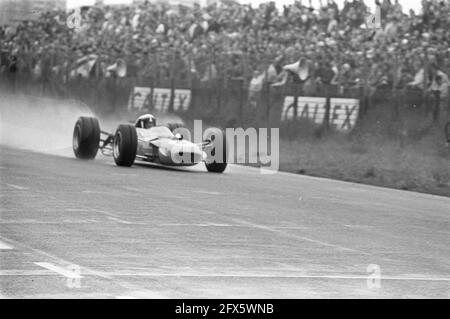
[129,87,151,110]
[129,87,191,112]
[282,96,295,120]
[152,88,172,112]
[281,96,359,131]
[173,89,191,112]
[329,98,359,131]
[282,96,327,124]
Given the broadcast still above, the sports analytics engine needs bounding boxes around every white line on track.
[119,185,220,215]
[122,186,190,200]
[6,184,29,190]
[0,270,54,276]
[1,268,449,283]
[122,186,145,193]
[117,183,362,253]
[84,271,450,282]
[87,208,143,224]
[88,208,120,218]
[0,240,165,297]
[0,236,110,279]
[229,217,359,253]
[342,224,371,229]
[107,216,137,225]
[0,194,40,198]
[34,262,83,279]
[193,190,222,195]
[0,219,97,225]
[159,223,232,227]
[81,190,111,195]
[158,223,312,230]
[0,240,13,250]
[86,208,145,225]
[64,208,91,212]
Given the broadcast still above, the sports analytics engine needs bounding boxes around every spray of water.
[0,93,185,157]
[0,93,94,156]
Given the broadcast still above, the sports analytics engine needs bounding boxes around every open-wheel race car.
[72,114,227,173]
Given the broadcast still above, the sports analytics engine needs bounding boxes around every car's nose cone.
[160,143,203,166]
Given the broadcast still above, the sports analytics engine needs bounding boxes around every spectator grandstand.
[1,0,449,124]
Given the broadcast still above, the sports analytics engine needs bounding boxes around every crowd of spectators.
[0,0,449,102]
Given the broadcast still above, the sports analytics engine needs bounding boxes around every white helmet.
[136,114,156,129]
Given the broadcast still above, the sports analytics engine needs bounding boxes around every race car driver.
[135,114,156,129]
[103,114,157,148]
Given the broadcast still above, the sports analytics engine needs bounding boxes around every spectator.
[428,63,449,111]
[0,0,447,107]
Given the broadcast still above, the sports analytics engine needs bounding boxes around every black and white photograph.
[0,0,449,303]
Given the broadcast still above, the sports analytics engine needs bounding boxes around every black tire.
[204,128,227,173]
[113,124,137,167]
[73,116,100,160]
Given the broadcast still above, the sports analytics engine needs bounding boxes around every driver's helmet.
[136,114,156,129]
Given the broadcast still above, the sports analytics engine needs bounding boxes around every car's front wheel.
[73,116,100,160]
[113,124,138,167]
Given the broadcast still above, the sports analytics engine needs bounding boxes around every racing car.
[72,114,227,173]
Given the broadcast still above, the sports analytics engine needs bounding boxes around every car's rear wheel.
[204,128,227,173]
[73,116,100,160]
[113,124,137,167]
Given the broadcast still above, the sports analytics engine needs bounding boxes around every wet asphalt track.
[0,145,449,298]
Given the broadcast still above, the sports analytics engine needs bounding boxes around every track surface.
[1,145,449,298]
